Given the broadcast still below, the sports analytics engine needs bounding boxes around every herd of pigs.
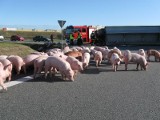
[0,45,160,91]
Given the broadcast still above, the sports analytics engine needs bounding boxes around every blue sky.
[0,0,160,29]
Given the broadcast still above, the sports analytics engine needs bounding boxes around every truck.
[64,25,96,44]
[65,25,160,46]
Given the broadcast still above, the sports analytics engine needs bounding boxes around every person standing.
[69,33,74,45]
[50,34,54,43]
[90,31,95,45]
[77,31,83,46]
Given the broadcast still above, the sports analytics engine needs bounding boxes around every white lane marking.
[0,75,34,90]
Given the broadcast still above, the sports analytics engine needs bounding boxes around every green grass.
[0,39,66,57]
[0,30,61,40]
[0,42,37,57]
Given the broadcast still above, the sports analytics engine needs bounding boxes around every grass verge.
[0,42,37,57]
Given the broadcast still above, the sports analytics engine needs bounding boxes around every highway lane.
[0,46,160,120]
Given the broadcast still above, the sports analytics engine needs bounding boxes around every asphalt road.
[0,46,160,120]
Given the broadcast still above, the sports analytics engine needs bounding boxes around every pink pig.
[33,56,48,79]
[138,49,146,58]
[45,56,74,81]
[23,54,48,74]
[110,53,121,72]
[94,51,103,67]
[66,56,83,77]
[0,58,13,81]
[7,55,25,75]
[0,55,8,59]
[91,49,103,67]
[101,48,110,61]
[63,46,72,53]
[82,52,90,68]
[123,50,148,70]
[0,62,12,91]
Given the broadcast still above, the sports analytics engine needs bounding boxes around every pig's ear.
[4,63,12,70]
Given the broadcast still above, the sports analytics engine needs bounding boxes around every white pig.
[110,53,121,72]
[33,56,48,79]
[45,56,74,81]
[123,50,148,70]
[94,51,103,67]
[138,49,146,58]
[0,62,12,91]
[66,56,83,77]
[0,55,8,59]
[23,54,48,74]
[82,52,90,68]
[7,55,25,75]
[0,58,13,81]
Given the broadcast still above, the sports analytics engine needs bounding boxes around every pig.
[63,45,72,53]
[47,50,64,56]
[7,55,25,75]
[90,49,97,60]
[0,55,8,59]
[101,48,110,61]
[47,48,63,56]
[108,49,123,60]
[146,49,160,62]
[0,58,13,81]
[33,56,48,79]
[66,56,83,77]
[0,62,12,91]
[65,51,83,61]
[93,46,110,61]
[110,53,121,72]
[47,48,62,53]
[91,49,103,67]
[71,48,78,52]
[82,52,91,68]
[94,51,103,67]
[94,46,106,52]
[113,47,122,55]
[90,46,95,50]
[44,56,74,81]
[123,50,148,71]
[59,54,68,60]
[23,54,48,74]
[138,49,146,58]
[59,55,83,73]
[80,47,91,54]
[71,46,83,51]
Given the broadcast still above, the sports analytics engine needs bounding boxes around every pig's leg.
[125,63,128,70]
[116,64,118,71]
[136,64,139,70]
[22,65,26,74]
[44,67,49,79]
[0,80,7,91]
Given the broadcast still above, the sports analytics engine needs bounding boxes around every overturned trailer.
[95,26,160,46]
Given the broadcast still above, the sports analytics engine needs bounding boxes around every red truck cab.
[65,25,96,44]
